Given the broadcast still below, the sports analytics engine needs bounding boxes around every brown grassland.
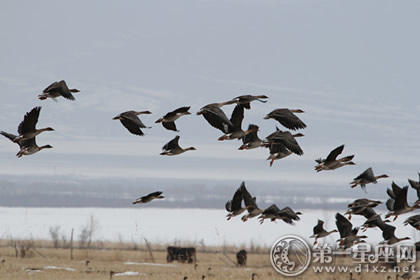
[0,240,415,280]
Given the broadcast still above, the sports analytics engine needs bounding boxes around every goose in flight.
[3,107,54,144]
[196,101,236,134]
[160,135,196,156]
[258,204,301,225]
[113,110,152,136]
[378,223,410,245]
[155,106,191,132]
[385,182,420,221]
[228,95,268,109]
[132,191,164,204]
[264,128,304,166]
[314,145,355,172]
[403,214,420,230]
[350,168,389,192]
[310,219,338,245]
[226,182,248,220]
[361,215,390,232]
[408,172,420,204]
[264,108,306,130]
[238,124,263,150]
[218,104,258,141]
[0,131,52,157]
[335,213,367,249]
[38,80,80,101]
[345,198,381,219]
[240,184,263,222]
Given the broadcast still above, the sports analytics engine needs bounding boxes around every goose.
[218,104,258,141]
[241,185,263,222]
[258,204,281,224]
[264,108,306,130]
[238,124,263,150]
[378,223,410,245]
[361,215,391,231]
[314,145,355,172]
[38,80,80,101]
[264,128,304,166]
[265,136,304,167]
[226,182,248,220]
[347,198,382,209]
[272,207,302,225]
[132,191,164,204]
[258,205,301,225]
[385,182,420,221]
[403,214,420,230]
[160,135,196,156]
[345,203,377,220]
[196,101,236,134]
[0,131,53,157]
[155,106,191,131]
[113,110,152,136]
[350,167,389,192]
[8,107,54,143]
[265,128,304,155]
[310,219,338,245]
[228,95,268,109]
[335,213,367,249]
[408,172,420,203]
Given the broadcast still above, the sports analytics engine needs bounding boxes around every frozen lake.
[0,207,418,248]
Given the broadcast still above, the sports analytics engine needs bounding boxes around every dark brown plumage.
[113,110,152,136]
[39,80,79,101]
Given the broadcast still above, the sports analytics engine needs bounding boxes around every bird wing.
[43,81,60,92]
[279,207,300,220]
[354,167,374,181]
[241,182,256,208]
[120,118,144,136]
[391,181,403,196]
[57,80,75,100]
[148,191,163,198]
[381,224,396,241]
[262,204,281,215]
[202,106,233,133]
[313,219,325,235]
[242,124,260,144]
[18,107,41,134]
[387,188,396,199]
[162,136,181,151]
[268,109,306,130]
[325,145,344,162]
[162,121,177,131]
[172,106,191,114]
[393,186,409,210]
[269,131,303,155]
[335,213,353,238]
[230,104,244,131]
[230,186,243,211]
[225,200,232,212]
[360,207,377,219]
[268,143,289,155]
[386,199,395,211]
[0,131,18,142]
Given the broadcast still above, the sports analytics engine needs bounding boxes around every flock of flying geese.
[2,80,419,251]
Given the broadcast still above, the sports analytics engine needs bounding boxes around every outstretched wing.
[18,107,41,134]
[162,136,181,151]
[326,145,344,162]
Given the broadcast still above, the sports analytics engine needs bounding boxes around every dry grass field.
[0,240,415,280]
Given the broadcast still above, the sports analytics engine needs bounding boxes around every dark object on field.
[166,246,196,264]
[236,249,247,266]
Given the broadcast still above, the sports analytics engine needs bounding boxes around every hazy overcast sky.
[1,1,419,200]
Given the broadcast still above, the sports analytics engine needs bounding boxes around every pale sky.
[1,0,420,202]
